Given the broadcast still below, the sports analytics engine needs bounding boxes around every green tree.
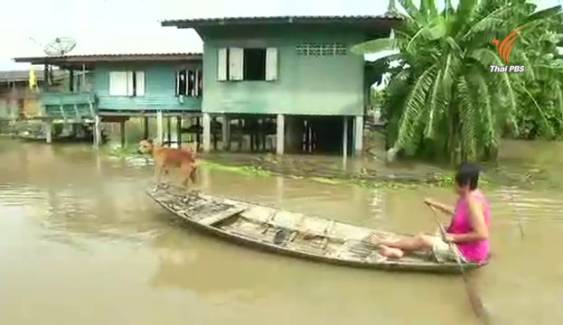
[353,0,562,163]
[512,9,563,139]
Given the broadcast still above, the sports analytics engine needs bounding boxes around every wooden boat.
[147,186,482,273]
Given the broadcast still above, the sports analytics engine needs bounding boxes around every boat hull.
[147,187,482,274]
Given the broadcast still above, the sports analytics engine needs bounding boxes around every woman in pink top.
[375,163,491,264]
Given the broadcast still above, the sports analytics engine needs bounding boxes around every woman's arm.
[424,198,455,216]
[447,196,488,243]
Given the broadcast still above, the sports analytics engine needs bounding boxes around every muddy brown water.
[1,138,563,324]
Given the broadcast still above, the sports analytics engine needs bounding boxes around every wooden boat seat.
[198,206,247,226]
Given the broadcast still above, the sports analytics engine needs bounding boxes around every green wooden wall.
[200,25,367,116]
[94,62,202,112]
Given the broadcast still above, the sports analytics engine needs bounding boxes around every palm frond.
[557,83,563,121]
[470,48,518,123]
[458,75,478,160]
[474,71,496,148]
[462,6,513,41]
[393,65,438,153]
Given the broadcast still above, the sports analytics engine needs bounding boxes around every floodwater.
[1,138,563,325]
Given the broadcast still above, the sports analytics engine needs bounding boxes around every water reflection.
[1,138,563,324]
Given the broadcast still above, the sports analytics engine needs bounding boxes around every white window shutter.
[135,71,145,96]
[229,47,244,81]
[109,71,128,96]
[126,71,135,96]
[266,47,278,81]
[217,48,227,81]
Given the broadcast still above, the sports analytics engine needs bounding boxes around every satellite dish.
[44,37,77,56]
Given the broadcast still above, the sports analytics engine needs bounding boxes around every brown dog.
[138,139,198,187]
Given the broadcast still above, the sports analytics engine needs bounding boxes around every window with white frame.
[296,43,347,56]
[109,71,145,96]
[176,69,202,97]
[217,47,278,81]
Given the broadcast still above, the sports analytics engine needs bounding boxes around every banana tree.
[353,0,562,163]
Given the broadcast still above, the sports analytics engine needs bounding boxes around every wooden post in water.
[342,116,348,160]
[119,120,126,148]
[176,116,182,148]
[276,114,284,155]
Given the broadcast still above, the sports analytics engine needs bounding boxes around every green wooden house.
[162,15,399,155]
[15,53,202,145]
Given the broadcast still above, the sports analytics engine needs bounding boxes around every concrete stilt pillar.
[202,113,211,152]
[176,116,182,148]
[222,114,230,151]
[276,114,285,155]
[45,121,53,144]
[342,116,348,160]
[119,120,126,148]
[94,115,102,147]
[156,110,164,145]
[354,115,364,155]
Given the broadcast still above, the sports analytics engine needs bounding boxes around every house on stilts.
[14,14,400,156]
[14,53,203,145]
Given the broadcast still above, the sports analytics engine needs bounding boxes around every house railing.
[39,91,97,122]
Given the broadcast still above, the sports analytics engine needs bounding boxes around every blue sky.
[0,0,560,70]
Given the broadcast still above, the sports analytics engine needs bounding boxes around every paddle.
[503,186,525,238]
[427,205,490,324]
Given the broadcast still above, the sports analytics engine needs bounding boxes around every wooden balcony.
[39,91,96,123]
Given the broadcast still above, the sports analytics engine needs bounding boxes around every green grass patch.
[200,160,271,177]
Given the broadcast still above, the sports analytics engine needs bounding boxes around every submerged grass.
[200,160,272,177]
[103,145,142,159]
[97,145,499,189]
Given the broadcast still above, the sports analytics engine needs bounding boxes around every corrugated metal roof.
[14,53,202,65]
[162,14,403,28]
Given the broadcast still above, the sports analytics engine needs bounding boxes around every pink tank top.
[448,190,491,263]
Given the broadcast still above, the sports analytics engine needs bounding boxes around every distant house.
[0,70,64,122]
[162,15,400,154]
[15,53,202,145]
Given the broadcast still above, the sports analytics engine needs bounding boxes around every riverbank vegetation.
[355,0,562,163]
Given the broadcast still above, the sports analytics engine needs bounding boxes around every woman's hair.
[455,163,480,190]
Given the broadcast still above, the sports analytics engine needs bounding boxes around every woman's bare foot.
[379,245,404,259]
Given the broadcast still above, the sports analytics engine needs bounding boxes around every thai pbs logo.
[490,28,525,73]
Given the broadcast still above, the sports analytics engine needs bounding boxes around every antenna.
[43,37,77,56]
